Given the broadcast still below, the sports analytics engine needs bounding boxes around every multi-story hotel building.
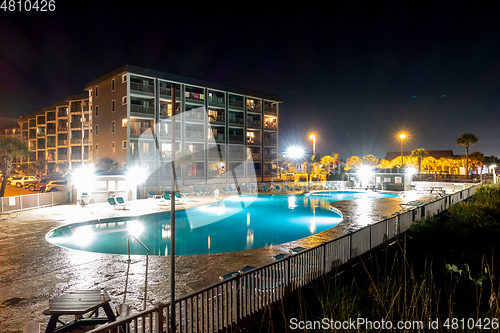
[18,94,91,174]
[84,65,281,184]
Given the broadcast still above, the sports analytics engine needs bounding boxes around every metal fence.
[0,191,69,213]
[88,186,477,333]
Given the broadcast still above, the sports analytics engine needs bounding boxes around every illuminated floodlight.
[357,165,373,178]
[72,164,95,191]
[357,165,373,188]
[72,225,94,247]
[405,166,417,176]
[127,165,147,184]
[286,146,305,159]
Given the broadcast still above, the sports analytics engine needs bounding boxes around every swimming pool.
[46,191,397,256]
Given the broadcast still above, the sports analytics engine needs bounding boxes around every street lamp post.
[399,134,406,170]
[310,134,316,157]
[309,134,316,182]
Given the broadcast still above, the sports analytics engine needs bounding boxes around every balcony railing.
[229,152,245,160]
[70,138,89,145]
[264,123,277,130]
[247,137,261,145]
[208,96,225,105]
[130,104,154,115]
[185,131,204,140]
[185,111,204,121]
[208,115,225,123]
[228,135,244,143]
[264,106,277,115]
[130,127,154,136]
[251,153,262,161]
[228,99,244,109]
[57,110,68,117]
[58,140,68,146]
[228,117,244,126]
[208,151,224,160]
[130,82,154,94]
[264,153,277,161]
[159,87,181,98]
[264,138,277,145]
[247,120,261,128]
[70,153,89,161]
[58,127,68,132]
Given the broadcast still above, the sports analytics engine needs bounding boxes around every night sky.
[1,3,500,160]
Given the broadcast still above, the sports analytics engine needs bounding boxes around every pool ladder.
[123,235,149,310]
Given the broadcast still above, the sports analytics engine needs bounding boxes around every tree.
[0,138,30,197]
[456,133,478,177]
[96,157,117,171]
[345,156,362,171]
[362,154,379,167]
[410,148,428,178]
[175,150,196,185]
[468,151,485,175]
[320,155,336,173]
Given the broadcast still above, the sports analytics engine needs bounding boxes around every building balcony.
[228,135,244,144]
[208,96,225,106]
[130,82,155,94]
[264,106,277,116]
[251,153,262,161]
[58,156,68,162]
[70,138,89,145]
[229,152,245,160]
[264,153,277,161]
[58,127,68,132]
[208,115,225,123]
[185,131,204,140]
[264,138,277,145]
[130,104,155,115]
[58,140,68,146]
[228,117,244,126]
[264,123,277,130]
[130,127,154,136]
[247,137,261,145]
[247,120,261,128]
[70,153,89,161]
[159,86,181,98]
[228,100,244,109]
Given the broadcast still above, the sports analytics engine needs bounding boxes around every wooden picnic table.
[45,289,116,333]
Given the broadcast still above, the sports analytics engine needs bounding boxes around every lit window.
[122,118,128,127]
[112,142,115,154]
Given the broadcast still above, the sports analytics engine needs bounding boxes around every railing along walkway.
[88,186,477,333]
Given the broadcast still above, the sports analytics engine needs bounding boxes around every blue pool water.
[46,191,397,256]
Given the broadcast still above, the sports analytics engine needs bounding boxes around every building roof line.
[84,64,282,102]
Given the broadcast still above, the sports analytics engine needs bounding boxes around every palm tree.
[175,150,196,185]
[0,138,30,197]
[410,148,428,178]
[456,133,478,177]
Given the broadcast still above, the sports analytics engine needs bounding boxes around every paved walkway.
[0,191,437,332]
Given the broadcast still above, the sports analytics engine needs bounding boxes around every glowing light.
[288,196,297,209]
[286,146,305,159]
[399,133,406,140]
[127,165,147,184]
[72,225,94,247]
[127,220,144,237]
[247,212,250,226]
[405,167,417,176]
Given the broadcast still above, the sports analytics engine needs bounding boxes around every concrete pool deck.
[0,190,438,332]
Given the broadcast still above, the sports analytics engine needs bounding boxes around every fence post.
[321,242,326,274]
[156,303,164,333]
[235,273,240,328]
[19,195,22,210]
[37,193,40,208]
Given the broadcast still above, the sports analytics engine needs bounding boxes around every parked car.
[6,174,22,185]
[44,180,68,192]
[25,178,58,192]
[11,176,39,188]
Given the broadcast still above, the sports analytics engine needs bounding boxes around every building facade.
[18,94,91,175]
[85,65,281,183]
